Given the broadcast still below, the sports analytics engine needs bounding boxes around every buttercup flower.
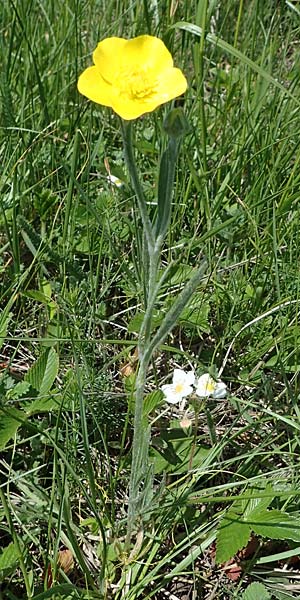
[161,368,195,404]
[195,374,227,399]
[77,35,187,120]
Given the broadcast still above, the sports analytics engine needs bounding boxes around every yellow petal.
[77,66,114,107]
[78,35,187,119]
[122,35,173,74]
[111,67,187,120]
[93,37,127,83]
[111,95,153,120]
[154,67,188,103]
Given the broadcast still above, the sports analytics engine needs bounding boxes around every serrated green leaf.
[216,485,276,563]
[241,582,271,600]
[6,380,31,400]
[0,542,19,577]
[25,347,59,395]
[24,394,61,415]
[0,408,26,450]
[250,509,300,542]
[242,486,274,518]
[216,509,252,563]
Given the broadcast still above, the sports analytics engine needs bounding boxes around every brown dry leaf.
[57,549,74,573]
[120,348,138,377]
[120,363,135,377]
[223,561,242,582]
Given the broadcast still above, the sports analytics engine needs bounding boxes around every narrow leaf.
[0,313,10,352]
[146,260,207,361]
[155,137,179,240]
[31,583,100,599]
[173,22,299,105]
[0,295,17,351]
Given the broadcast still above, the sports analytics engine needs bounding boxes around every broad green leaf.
[242,488,274,518]
[151,429,210,474]
[179,297,210,333]
[0,409,26,450]
[216,487,274,563]
[216,484,299,563]
[143,390,164,418]
[6,380,31,400]
[25,347,59,396]
[127,310,163,334]
[241,582,271,600]
[24,394,61,415]
[22,290,52,304]
[251,509,300,542]
[0,542,19,577]
[216,508,252,563]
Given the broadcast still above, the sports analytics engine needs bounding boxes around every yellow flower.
[77,35,187,120]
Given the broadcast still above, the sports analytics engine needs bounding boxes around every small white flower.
[195,373,227,399]
[161,368,195,404]
[107,174,123,188]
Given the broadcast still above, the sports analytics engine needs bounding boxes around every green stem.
[0,487,32,598]
[120,119,155,252]
[234,0,244,48]
[198,0,208,176]
[123,111,195,544]
[140,248,160,343]
[155,137,179,240]
[145,259,207,364]
[62,129,81,251]
[126,356,151,542]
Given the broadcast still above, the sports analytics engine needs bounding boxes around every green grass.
[1,0,300,598]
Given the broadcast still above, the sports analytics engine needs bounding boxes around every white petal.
[172,368,187,384]
[161,383,174,394]
[161,368,196,404]
[195,384,211,398]
[195,374,214,397]
[181,384,194,397]
[107,174,123,188]
[161,383,182,404]
[185,370,195,386]
[197,374,212,386]
[212,382,227,398]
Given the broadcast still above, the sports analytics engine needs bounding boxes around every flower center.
[174,383,184,394]
[205,380,215,393]
[118,68,156,100]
